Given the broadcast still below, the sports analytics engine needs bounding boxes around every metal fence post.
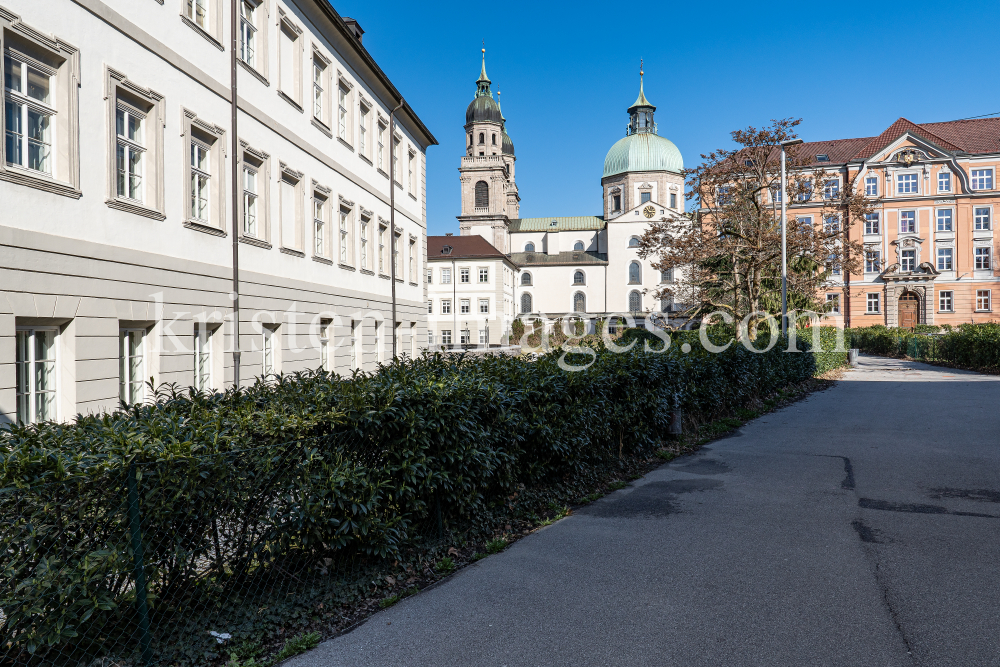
[127,464,153,665]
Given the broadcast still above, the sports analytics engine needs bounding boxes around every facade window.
[829,254,841,276]
[350,320,358,371]
[314,197,326,256]
[628,290,642,312]
[661,268,674,282]
[479,329,487,345]
[770,186,782,203]
[864,213,880,235]
[574,240,584,251]
[119,328,145,405]
[901,249,916,271]
[378,224,386,273]
[377,122,385,171]
[475,180,489,208]
[937,248,953,271]
[826,293,840,314]
[640,192,651,204]
[897,172,919,194]
[194,325,212,391]
[975,247,991,270]
[520,292,532,314]
[460,329,470,345]
[937,209,953,232]
[521,272,531,286]
[865,176,878,196]
[823,179,839,200]
[479,267,489,283]
[239,1,257,67]
[867,293,880,314]
[408,152,416,194]
[628,261,641,284]
[314,60,326,121]
[190,141,211,222]
[628,237,640,248]
[426,267,432,284]
[824,216,840,234]
[115,106,145,201]
[460,267,470,283]
[441,330,452,345]
[278,19,303,106]
[480,299,489,314]
[5,53,54,174]
[441,267,452,284]
[460,299,470,314]
[939,291,953,312]
[899,210,916,233]
[972,169,993,190]
[525,242,535,252]
[427,300,433,314]
[339,207,351,263]
[319,321,330,371]
[15,328,57,424]
[441,299,452,314]
[243,166,258,236]
[574,270,585,285]
[338,85,348,138]
[262,327,274,376]
[670,192,677,208]
[360,217,369,269]
[185,0,209,29]
[938,172,951,193]
[865,250,881,273]
[795,181,812,202]
[977,290,991,311]
[660,296,672,312]
[613,193,622,210]
[279,169,303,251]
[478,132,484,144]
[491,133,496,145]
[359,105,369,156]
[974,207,991,230]
[574,292,586,313]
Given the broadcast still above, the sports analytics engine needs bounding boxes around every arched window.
[520,292,532,314]
[573,270,585,285]
[628,236,640,248]
[573,292,586,313]
[574,240,584,251]
[478,132,484,144]
[629,290,642,312]
[525,242,535,253]
[492,133,496,145]
[661,296,672,312]
[521,272,532,285]
[629,261,642,284]
[468,133,473,146]
[475,181,489,208]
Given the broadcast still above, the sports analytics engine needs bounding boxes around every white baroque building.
[456,56,686,331]
[0,0,437,425]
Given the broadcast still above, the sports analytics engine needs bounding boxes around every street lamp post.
[779,138,803,336]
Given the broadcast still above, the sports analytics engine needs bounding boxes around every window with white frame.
[185,0,209,30]
[426,267,432,284]
[828,253,841,276]
[974,207,991,230]
[460,329,470,345]
[359,104,369,157]
[194,324,212,391]
[441,266,451,284]
[313,59,326,122]
[865,250,881,273]
[975,247,991,270]
[826,293,840,314]
[378,224,387,273]
[238,145,268,240]
[5,52,54,175]
[480,299,489,314]
[350,320,358,370]
[460,267,470,283]
[628,237,640,248]
[115,105,145,201]
[262,326,275,377]
[899,210,916,233]
[243,164,258,237]
[239,1,257,68]
[977,289,991,311]
[408,151,416,194]
[661,268,674,282]
[377,121,386,172]
[360,216,370,269]
[479,267,489,283]
[339,206,352,264]
[313,195,326,257]
[460,299,470,314]
[937,247,953,271]
[479,329,487,346]
[393,231,401,276]
[427,300,433,314]
[15,328,57,424]
[824,216,840,234]
[574,240,584,251]
[670,192,677,208]
[183,111,229,230]
[897,172,919,194]
[628,261,641,284]
[574,270,585,285]
[119,328,145,405]
[521,272,531,286]
[864,213,880,235]
[795,181,812,202]
[938,171,951,193]
[867,293,880,313]
[441,299,451,314]
[392,137,400,183]
[939,291,953,312]
[937,208,953,232]
[900,249,916,271]
[338,85,348,139]
[823,179,839,200]
[971,168,993,190]
[278,17,302,107]
[441,330,452,345]
[279,167,303,251]
[865,176,878,196]
[409,238,416,282]
[319,320,331,371]
[190,140,211,222]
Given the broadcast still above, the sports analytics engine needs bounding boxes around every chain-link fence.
[0,433,451,667]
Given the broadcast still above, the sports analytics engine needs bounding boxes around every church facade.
[451,54,687,337]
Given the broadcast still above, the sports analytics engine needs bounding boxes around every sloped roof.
[508,216,605,232]
[510,251,608,267]
[853,117,962,160]
[427,235,505,260]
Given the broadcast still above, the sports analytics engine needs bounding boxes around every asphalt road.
[289,355,1000,667]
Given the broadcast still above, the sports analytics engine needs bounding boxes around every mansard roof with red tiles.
[792,116,1000,166]
[427,234,508,260]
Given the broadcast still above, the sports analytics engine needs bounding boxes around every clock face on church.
[643,205,656,218]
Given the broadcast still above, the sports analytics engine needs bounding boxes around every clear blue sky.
[332,0,1000,237]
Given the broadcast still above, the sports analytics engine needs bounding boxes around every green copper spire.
[475,47,492,98]
[629,61,653,110]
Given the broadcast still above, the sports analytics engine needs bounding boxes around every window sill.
[865,311,881,315]
[408,192,417,201]
[379,273,391,280]
[377,168,389,180]
[339,263,357,271]
[180,15,224,51]
[105,197,166,220]
[337,136,354,151]
[410,281,418,286]
[0,167,81,199]
[279,247,305,257]
[360,268,375,276]
[240,235,272,249]
[938,310,954,314]
[312,255,333,265]
[975,310,993,313]
[277,90,303,113]
[359,154,372,166]
[238,59,269,87]
[184,219,226,236]
[312,117,333,138]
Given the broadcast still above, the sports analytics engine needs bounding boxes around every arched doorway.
[898,291,919,330]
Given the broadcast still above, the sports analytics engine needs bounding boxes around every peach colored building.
[785,117,1000,328]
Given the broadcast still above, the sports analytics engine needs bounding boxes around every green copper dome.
[603,133,683,178]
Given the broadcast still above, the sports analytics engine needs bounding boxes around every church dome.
[466,96,502,124]
[603,133,683,178]
[501,129,514,155]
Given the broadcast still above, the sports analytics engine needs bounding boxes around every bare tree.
[638,118,876,336]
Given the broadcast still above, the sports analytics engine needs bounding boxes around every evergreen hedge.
[850,323,1000,372]
[0,328,845,665]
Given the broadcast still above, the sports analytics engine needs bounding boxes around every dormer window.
[549,220,558,227]
[816,154,830,162]
[441,245,453,255]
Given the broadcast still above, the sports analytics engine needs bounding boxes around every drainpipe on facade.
[843,164,852,329]
[230,0,241,387]
[452,258,457,348]
[389,98,404,358]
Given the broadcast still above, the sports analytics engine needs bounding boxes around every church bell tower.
[457,49,518,253]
